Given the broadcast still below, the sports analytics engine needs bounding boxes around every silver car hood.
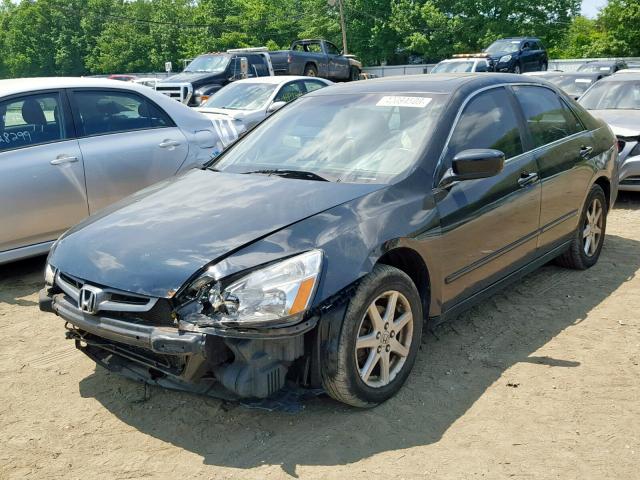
[589,109,640,137]
[195,109,249,146]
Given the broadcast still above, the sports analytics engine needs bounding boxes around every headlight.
[499,55,512,63]
[44,263,56,286]
[192,250,323,328]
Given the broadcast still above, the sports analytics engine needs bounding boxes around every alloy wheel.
[355,291,414,388]
[583,197,603,257]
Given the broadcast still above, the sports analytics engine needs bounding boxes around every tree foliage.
[0,0,633,78]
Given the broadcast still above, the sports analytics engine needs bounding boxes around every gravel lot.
[1,194,639,480]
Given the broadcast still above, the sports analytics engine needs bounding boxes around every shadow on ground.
[0,255,46,307]
[76,230,640,476]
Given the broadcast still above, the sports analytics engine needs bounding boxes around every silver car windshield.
[184,55,230,73]
[212,93,447,184]
[202,83,277,110]
[580,81,640,110]
[432,61,475,73]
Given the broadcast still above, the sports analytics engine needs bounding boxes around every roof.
[306,73,544,97]
[0,76,152,97]
[600,72,640,81]
[525,71,602,79]
[497,37,540,41]
[233,75,332,85]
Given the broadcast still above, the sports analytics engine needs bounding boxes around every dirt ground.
[1,195,639,480]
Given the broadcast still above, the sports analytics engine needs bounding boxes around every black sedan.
[40,74,618,407]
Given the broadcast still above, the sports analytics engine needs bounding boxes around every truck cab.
[156,48,274,106]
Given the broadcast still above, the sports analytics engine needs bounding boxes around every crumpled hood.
[195,107,249,120]
[589,109,640,137]
[194,108,247,146]
[49,169,382,298]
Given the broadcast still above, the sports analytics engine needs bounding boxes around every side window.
[325,42,341,55]
[275,82,305,103]
[303,80,327,93]
[475,61,489,72]
[307,43,323,54]
[73,90,172,136]
[446,87,523,163]
[513,86,583,149]
[0,92,66,152]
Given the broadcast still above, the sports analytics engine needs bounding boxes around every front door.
[69,89,189,213]
[0,91,88,253]
[435,87,542,308]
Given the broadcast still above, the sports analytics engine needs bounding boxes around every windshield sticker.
[376,96,432,108]
[575,79,592,83]
[600,67,611,71]
[0,131,32,144]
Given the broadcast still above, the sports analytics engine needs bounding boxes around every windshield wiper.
[242,169,329,182]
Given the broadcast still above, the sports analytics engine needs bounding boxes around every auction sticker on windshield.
[376,96,432,108]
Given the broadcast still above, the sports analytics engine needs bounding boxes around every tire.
[556,184,607,270]
[513,63,522,74]
[541,61,548,71]
[304,64,318,77]
[349,67,360,81]
[321,264,423,408]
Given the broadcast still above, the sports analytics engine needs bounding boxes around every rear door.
[511,85,593,251]
[435,86,542,307]
[0,91,88,253]
[69,89,189,213]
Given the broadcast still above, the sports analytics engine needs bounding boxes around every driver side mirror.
[439,149,505,188]
[267,101,287,113]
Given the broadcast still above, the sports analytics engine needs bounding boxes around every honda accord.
[40,74,618,407]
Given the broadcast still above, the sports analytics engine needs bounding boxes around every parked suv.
[484,37,548,74]
[156,48,274,107]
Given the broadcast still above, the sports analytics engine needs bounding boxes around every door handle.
[579,145,594,158]
[517,171,539,188]
[158,140,181,149]
[50,155,78,165]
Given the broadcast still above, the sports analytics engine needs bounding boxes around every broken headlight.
[190,250,323,328]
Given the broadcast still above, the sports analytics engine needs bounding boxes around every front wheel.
[321,265,423,407]
[513,64,522,74]
[556,184,607,270]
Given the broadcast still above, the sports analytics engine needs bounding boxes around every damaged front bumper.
[40,288,330,400]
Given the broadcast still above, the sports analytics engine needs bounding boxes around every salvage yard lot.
[1,196,639,480]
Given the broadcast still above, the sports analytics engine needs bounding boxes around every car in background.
[524,71,603,99]
[0,77,221,264]
[108,74,137,82]
[430,54,491,73]
[269,39,362,81]
[41,73,617,407]
[156,48,274,107]
[195,76,332,146]
[484,37,548,74]
[579,73,640,191]
[578,60,627,76]
[134,77,160,89]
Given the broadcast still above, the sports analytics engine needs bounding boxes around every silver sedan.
[0,77,222,264]
[195,76,332,146]
[580,73,640,191]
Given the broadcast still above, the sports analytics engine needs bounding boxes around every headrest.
[22,99,47,126]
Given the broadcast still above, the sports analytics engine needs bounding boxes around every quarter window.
[0,93,65,152]
[446,87,523,162]
[513,86,584,149]
[73,90,172,137]
[275,82,305,103]
[304,80,327,93]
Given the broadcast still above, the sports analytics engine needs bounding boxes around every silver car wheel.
[583,197,603,257]
[355,291,413,388]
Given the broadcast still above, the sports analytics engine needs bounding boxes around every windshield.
[485,39,521,54]
[185,55,230,73]
[546,76,595,97]
[211,93,447,184]
[431,61,475,73]
[579,81,640,110]
[203,83,277,110]
[578,64,612,74]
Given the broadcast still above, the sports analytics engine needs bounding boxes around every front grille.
[55,270,160,315]
[621,176,640,185]
[109,298,175,327]
[155,83,192,104]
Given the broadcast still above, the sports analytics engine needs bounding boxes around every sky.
[582,0,608,18]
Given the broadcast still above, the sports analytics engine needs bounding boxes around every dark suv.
[485,37,548,74]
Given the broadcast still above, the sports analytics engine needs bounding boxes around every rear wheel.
[304,64,318,77]
[556,184,607,270]
[321,265,423,407]
[541,61,548,71]
[349,67,360,81]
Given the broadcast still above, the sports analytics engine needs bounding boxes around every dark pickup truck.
[269,39,362,82]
